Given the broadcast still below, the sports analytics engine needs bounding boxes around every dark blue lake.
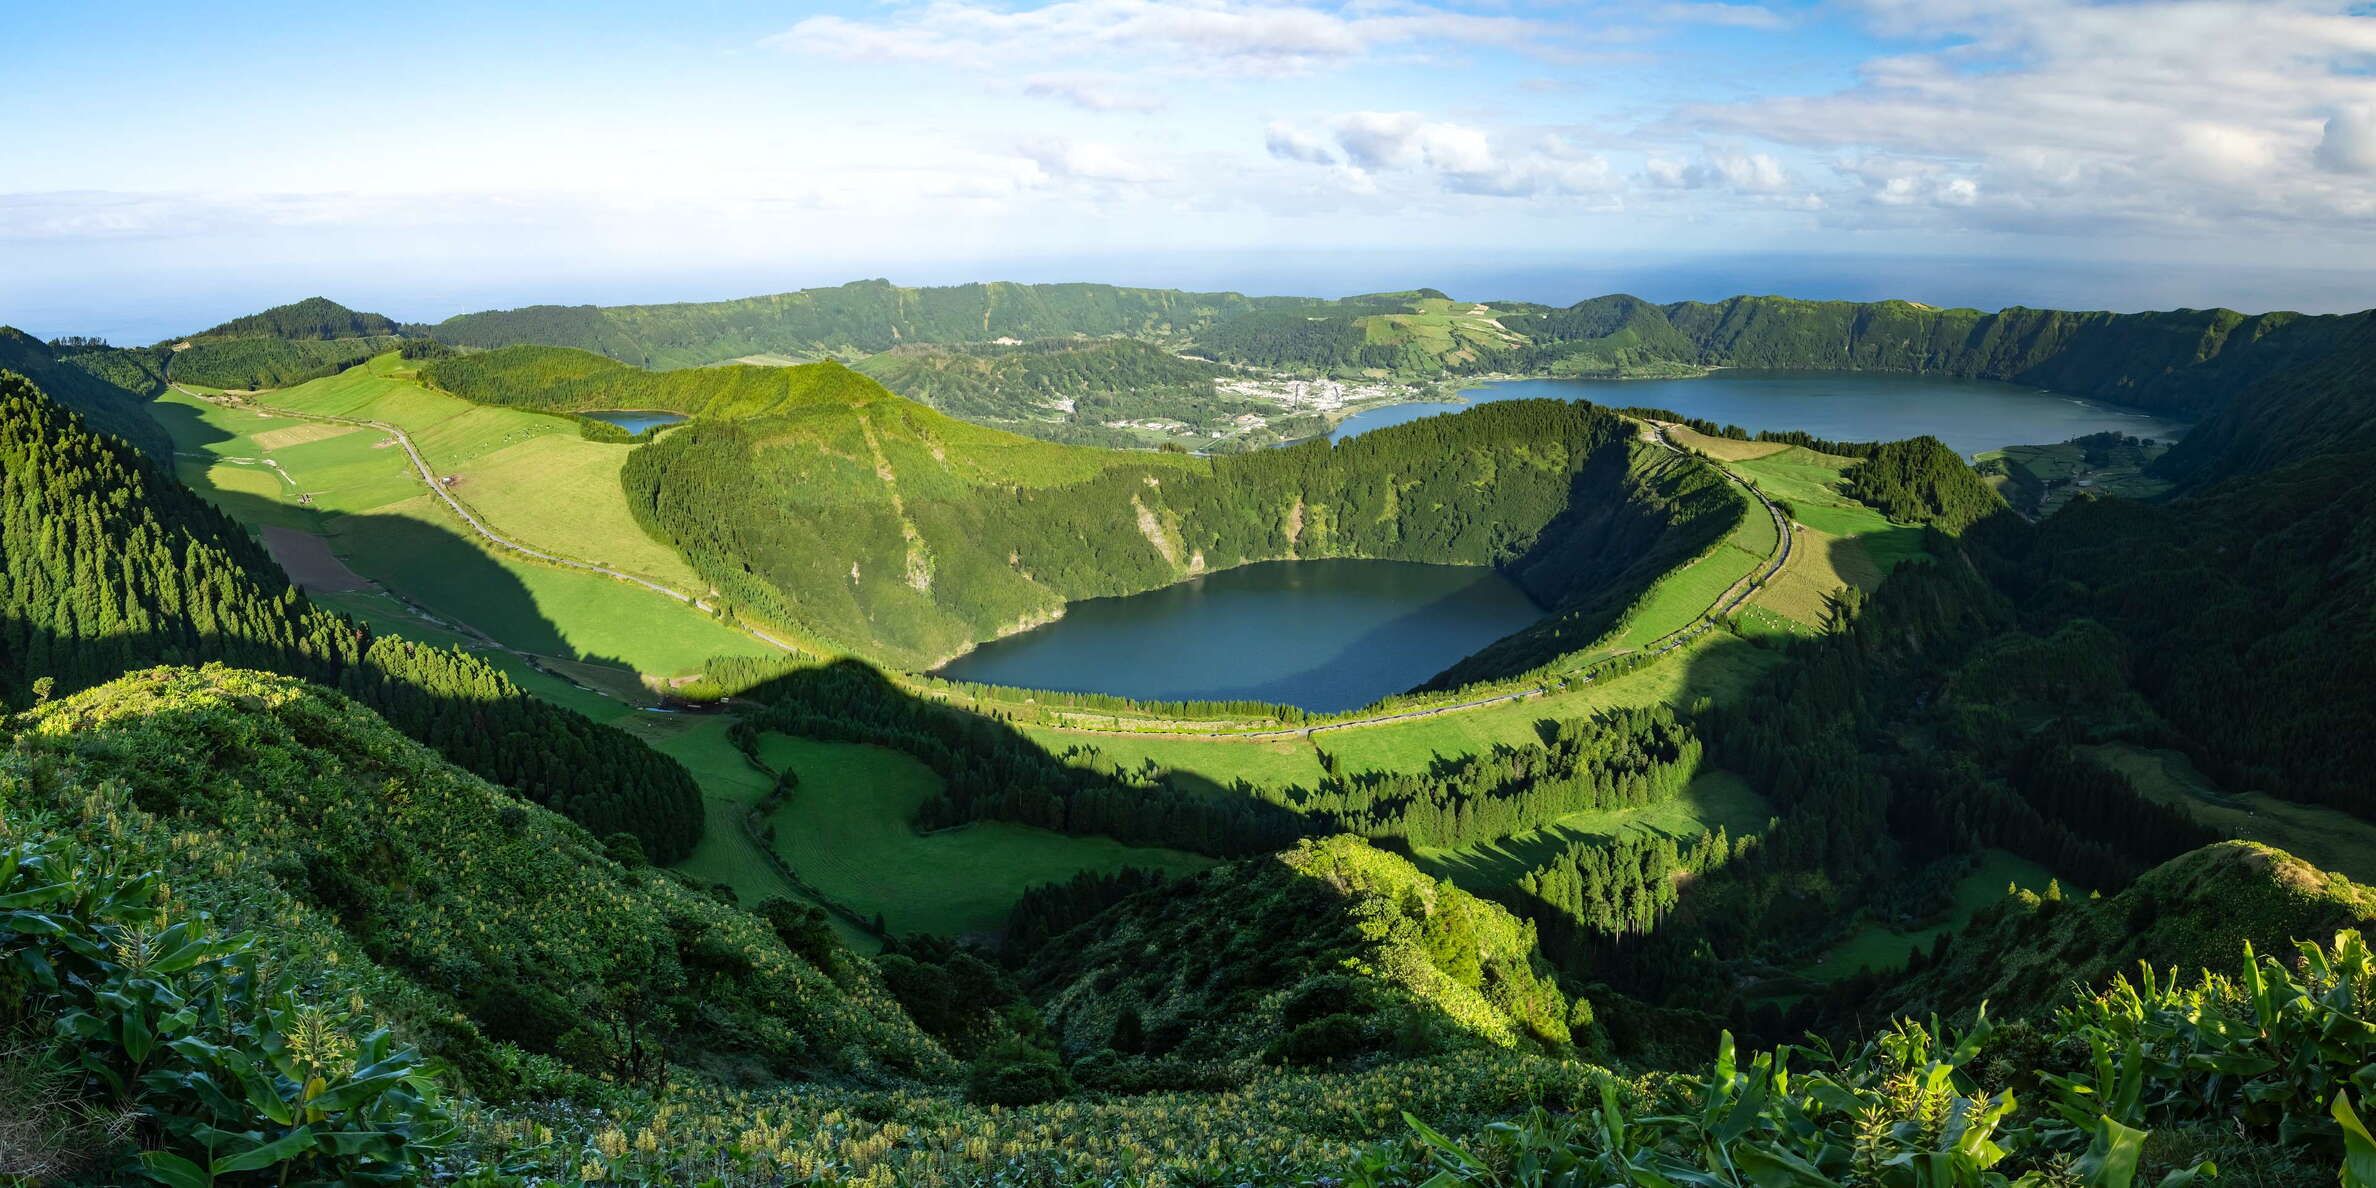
[933,559,1543,712]
[582,409,687,434]
[1329,371,2191,459]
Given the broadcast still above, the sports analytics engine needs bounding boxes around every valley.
[6,281,2375,1188]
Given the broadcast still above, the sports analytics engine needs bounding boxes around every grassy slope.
[1324,632,1780,776]
[755,734,1214,938]
[1724,445,1928,631]
[152,359,766,679]
[1879,842,2376,1023]
[261,355,704,588]
[2,666,951,1086]
[2085,742,2376,886]
[1796,851,2057,982]
[1026,835,1575,1063]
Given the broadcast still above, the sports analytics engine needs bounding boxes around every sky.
[4,0,2373,342]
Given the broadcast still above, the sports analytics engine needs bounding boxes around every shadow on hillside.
[726,657,1311,858]
[145,398,639,675]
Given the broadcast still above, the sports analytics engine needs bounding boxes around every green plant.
[0,835,458,1184]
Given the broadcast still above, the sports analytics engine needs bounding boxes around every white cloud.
[1265,122,1337,165]
[1270,115,1618,200]
[1681,0,2376,233]
[2316,107,2376,174]
[1020,74,1166,112]
[1653,3,1789,30]
[1645,148,1791,193]
[1017,137,1173,185]
[765,0,1550,82]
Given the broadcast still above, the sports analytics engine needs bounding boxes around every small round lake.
[1329,371,2192,459]
[933,559,1543,712]
[582,409,687,435]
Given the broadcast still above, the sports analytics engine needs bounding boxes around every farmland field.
[153,357,772,680]
[1020,725,1329,790]
[754,734,1214,938]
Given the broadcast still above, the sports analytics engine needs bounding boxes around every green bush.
[0,835,457,1185]
[967,1037,1070,1106]
[1370,930,2376,1186]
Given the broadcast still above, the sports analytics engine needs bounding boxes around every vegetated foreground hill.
[1,666,948,1097]
[626,375,1741,674]
[1878,840,2376,1024]
[1025,835,1579,1076]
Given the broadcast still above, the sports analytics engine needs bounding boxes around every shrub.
[0,835,458,1185]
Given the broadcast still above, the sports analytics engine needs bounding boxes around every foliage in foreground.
[0,833,458,1184]
[1364,932,2376,1188]
[2,666,950,1107]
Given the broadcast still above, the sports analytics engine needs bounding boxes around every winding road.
[166,369,801,655]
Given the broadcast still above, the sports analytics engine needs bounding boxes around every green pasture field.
[1021,726,1329,790]
[1411,771,1773,894]
[1322,633,1780,776]
[156,360,771,681]
[2084,743,2376,885]
[754,734,1214,939]
[1797,850,2056,982]
[628,716,878,950]
[1729,447,1928,575]
[326,495,763,677]
[260,356,704,588]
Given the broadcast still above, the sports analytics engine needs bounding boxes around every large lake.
[1329,370,2192,459]
[933,559,1543,712]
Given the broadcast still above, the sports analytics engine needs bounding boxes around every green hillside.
[1023,835,1578,1078]
[1875,841,2376,1023]
[0,665,949,1177]
[189,295,403,342]
[600,361,1744,671]
[172,333,410,390]
[427,278,1329,368]
[0,328,171,457]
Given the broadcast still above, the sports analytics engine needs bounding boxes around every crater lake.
[933,559,1545,712]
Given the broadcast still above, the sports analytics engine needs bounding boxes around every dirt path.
[260,525,373,592]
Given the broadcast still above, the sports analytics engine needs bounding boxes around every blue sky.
[5,1,2372,340]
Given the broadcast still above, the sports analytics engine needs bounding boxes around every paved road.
[168,373,800,655]
[1038,421,1794,741]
